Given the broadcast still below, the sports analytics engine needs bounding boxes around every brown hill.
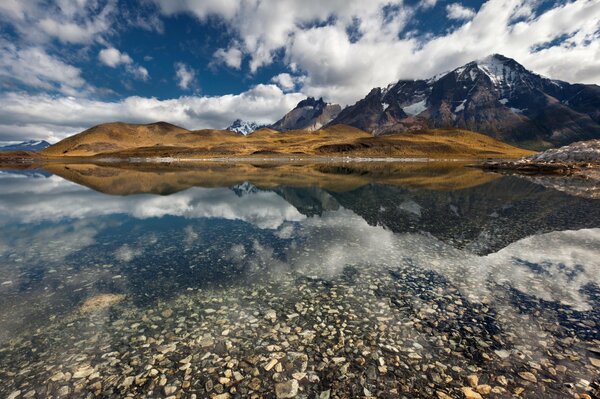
[41,122,533,159]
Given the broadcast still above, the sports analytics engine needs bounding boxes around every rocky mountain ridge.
[329,54,600,147]
[271,97,342,132]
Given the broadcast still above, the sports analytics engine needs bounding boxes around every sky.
[0,0,599,142]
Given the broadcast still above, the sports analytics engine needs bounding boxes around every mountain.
[0,140,51,152]
[271,97,342,131]
[329,54,600,147]
[226,119,263,135]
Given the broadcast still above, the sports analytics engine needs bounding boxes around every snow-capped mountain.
[0,140,51,151]
[226,119,262,135]
[271,97,342,132]
[329,54,600,146]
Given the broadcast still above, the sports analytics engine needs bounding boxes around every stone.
[437,391,453,399]
[248,378,261,391]
[265,358,278,371]
[275,379,299,398]
[72,365,94,379]
[164,385,177,396]
[467,374,479,387]
[461,387,483,399]
[161,308,173,318]
[518,372,537,383]
[590,358,600,368]
[7,391,21,399]
[319,390,331,399]
[476,385,492,394]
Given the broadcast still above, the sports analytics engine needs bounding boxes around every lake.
[0,162,599,399]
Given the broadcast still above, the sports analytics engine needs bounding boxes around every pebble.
[518,371,537,383]
[275,379,299,398]
[461,387,483,399]
[467,374,479,387]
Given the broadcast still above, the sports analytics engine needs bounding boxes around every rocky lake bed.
[0,164,599,399]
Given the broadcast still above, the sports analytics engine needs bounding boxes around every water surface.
[0,163,599,399]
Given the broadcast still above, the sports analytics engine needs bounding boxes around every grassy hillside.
[41,122,534,159]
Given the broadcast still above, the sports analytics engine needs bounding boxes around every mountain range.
[227,54,599,147]
[0,140,51,152]
[327,54,600,147]
[5,54,599,158]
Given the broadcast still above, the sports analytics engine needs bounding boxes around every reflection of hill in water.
[41,161,499,195]
[17,161,600,255]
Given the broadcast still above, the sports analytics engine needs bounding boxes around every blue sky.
[0,0,598,142]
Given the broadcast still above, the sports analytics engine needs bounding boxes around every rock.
[590,358,600,368]
[467,374,479,387]
[212,394,230,399]
[476,384,492,394]
[437,391,453,399]
[7,391,21,399]
[497,376,508,386]
[122,376,134,388]
[275,379,299,398]
[518,372,537,383]
[265,309,277,322]
[248,378,261,391]
[164,385,177,395]
[161,308,173,318]
[292,372,306,380]
[265,358,278,371]
[461,387,483,399]
[494,350,510,359]
[72,365,94,379]
[319,390,331,399]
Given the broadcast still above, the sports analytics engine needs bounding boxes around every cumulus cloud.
[0,0,117,45]
[175,62,197,90]
[0,175,305,229]
[152,0,600,105]
[270,73,302,92]
[0,40,86,95]
[213,46,243,69]
[0,85,305,141]
[99,47,133,67]
[446,3,476,20]
[99,47,150,81]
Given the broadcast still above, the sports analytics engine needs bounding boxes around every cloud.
[175,62,197,90]
[270,73,302,92]
[99,47,133,67]
[0,85,305,141]
[213,46,243,69]
[0,0,117,45]
[99,47,150,81]
[0,175,305,229]
[446,3,476,20]
[0,40,86,95]
[151,0,600,106]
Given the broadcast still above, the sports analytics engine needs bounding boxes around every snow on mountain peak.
[226,119,261,135]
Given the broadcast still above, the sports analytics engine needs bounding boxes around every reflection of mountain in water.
[7,162,600,255]
[272,177,600,255]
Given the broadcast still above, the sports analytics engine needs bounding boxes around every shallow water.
[0,163,599,399]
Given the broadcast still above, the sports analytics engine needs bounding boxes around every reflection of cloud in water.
[265,210,600,312]
[0,175,305,229]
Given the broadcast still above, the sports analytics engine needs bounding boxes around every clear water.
[0,163,599,399]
